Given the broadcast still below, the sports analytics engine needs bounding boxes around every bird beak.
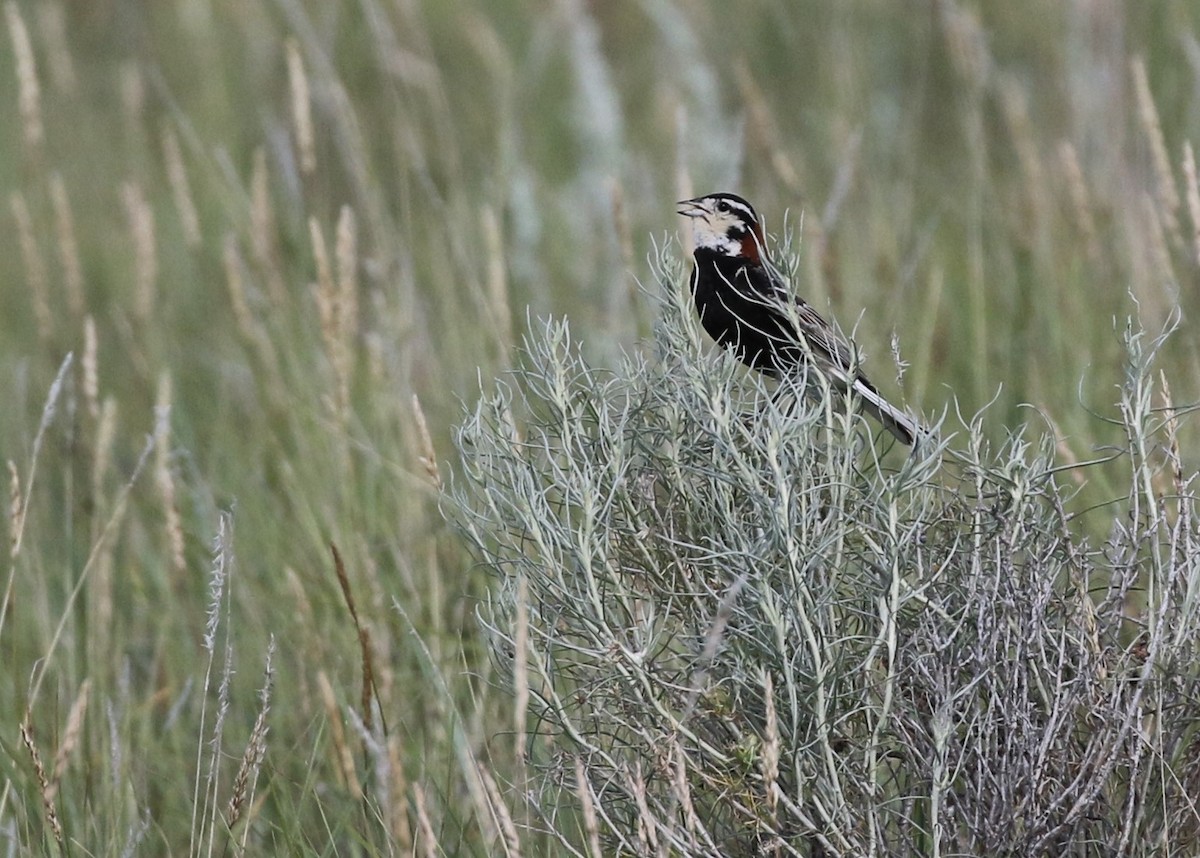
[676,199,707,219]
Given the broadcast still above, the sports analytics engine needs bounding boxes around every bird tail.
[854,379,920,447]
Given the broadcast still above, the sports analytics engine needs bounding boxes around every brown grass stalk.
[162,125,202,248]
[250,148,287,305]
[10,191,52,341]
[5,2,43,153]
[335,205,358,419]
[386,735,414,850]
[1182,140,1200,268]
[35,1,75,94]
[317,670,361,798]
[122,181,158,322]
[1058,140,1100,262]
[118,60,144,123]
[286,38,317,176]
[481,204,512,355]
[938,0,990,90]
[331,543,376,733]
[1131,56,1182,245]
[631,763,659,853]
[480,766,522,858]
[1000,77,1047,241]
[411,394,442,488]
[311,214,353,432]
[7,459,21,559]
[154,373,186,578]
[510,572,530,835]
[82,316,99,419]
[413,782,439,858]
[222,234,257,343]
[574,756,603,858]
[734,62,802,193]
[1140,191,1176,313]
[50,173,85,317]
[761,670,781,821]
[226,637,274,847]
[670,740,704,848]
[20,716,63,847]
[49,678,91,801]
[91,397,117,520]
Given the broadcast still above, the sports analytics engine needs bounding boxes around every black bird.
[677,192,918,446]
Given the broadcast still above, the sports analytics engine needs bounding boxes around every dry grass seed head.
[121,181,158,321]
[413,782,439,858]
[222,234,256,342]
[20,716,63,847]
[5,1,44,152]
[35,1,75,94]
[250,147,286,304]
[154,373,186,577]
[386,735,414,850]
[1182,140,1200,267]
[225,637,275,835]
[50,679,92,797]
[574,756,603,858]
[481,204,512,354]
[10,190,52,340]
[480,765,522,858]
[286,37,317,175]
[91,397,118,511]
[7,459,22,559]
[334,205,358,419]
[316,669,361,798]
[939,0,991,90]
[161,125,202,248]
[1131,56,1182,245]
[670,740,704,845]
[50,173,85,317]
[411,393,442,487]
[331,544,377,733]
[82,315,99,419]
[631,763,659,853]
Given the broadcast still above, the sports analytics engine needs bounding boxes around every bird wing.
[716,263,858,374]
[791,298,857,377]
[704,258,921,445]
[792,296,919,444]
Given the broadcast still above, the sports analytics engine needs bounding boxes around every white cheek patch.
[694,225,742,256]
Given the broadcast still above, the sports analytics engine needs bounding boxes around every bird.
[677,192,919,446]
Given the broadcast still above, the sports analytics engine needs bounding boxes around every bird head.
[677,193,766,263]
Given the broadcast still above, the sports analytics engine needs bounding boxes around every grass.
[0,0,1198,854]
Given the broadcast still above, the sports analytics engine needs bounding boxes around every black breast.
[689,250,801,377]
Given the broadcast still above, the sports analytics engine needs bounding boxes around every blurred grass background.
[0,0,1198,852]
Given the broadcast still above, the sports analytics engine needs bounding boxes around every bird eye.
[715,200,730,213]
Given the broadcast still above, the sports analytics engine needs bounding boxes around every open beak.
[676,198,708,219]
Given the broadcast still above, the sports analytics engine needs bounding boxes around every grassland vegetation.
[1,1,1199,854]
